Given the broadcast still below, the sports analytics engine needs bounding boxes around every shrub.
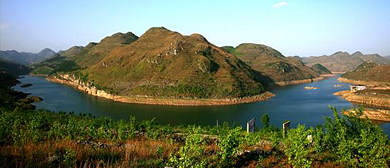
[168,127,208,168]
[322,107,389,167]
[261,114,270,129]
[218,127,243,166]
[283,124,312,168]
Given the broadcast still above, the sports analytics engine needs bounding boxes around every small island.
[20,83,33,88]
[304,86,319,90]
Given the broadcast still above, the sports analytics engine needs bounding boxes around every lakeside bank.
[338,77,390,87]
[47,74,275,106]
[273,76,325,86]
[334,90,390,109]
[343,108,390,122]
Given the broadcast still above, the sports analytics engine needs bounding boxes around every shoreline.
[334,90,390,109]
[47,75,275,106]
[273,76,326,86]
[34,73,332,106]
[343,108,390,122]
[337,77,390,87]
[29,73,49,77]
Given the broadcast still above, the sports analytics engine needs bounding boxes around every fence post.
[283,121,290,137]
[247,118,255,133]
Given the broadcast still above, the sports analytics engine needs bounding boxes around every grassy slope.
[82,27,265,98]
[311,63,332,75]
[341,62,390,83]
[31,32,139,76]
[223,44,319,84]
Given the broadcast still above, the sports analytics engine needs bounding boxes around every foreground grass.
[0,84,389,167]
[0,107,389,168]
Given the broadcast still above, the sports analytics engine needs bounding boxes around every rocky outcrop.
[343,108,390,122]
[47,74,275,106]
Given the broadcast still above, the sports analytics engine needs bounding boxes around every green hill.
[31,32,139,75]
[0,58,31,76]
[0,58,31,86]
[222,44,319,85]
[341,62,390,83]
[311,63,331,75]
[78,27,265,98]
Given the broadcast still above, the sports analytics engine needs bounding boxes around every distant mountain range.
[0,48,56,65]
[302,51,390,72]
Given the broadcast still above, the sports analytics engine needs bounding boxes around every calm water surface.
[13,75,389,134]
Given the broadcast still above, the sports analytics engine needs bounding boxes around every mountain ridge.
[79,27,267,99]
[0,48,56,65]
[302,51,390,72]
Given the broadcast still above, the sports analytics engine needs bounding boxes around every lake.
[13,75,389,134]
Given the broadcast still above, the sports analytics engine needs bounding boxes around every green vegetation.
[1,82,389,167]
[225,43,320,84]
[221,46,237,54]
[341,62,390,83]
[0,58,31,76]
[310,63,332,75]
[31,55,80,75]
[59,27,267,99]
[31,32,139,76]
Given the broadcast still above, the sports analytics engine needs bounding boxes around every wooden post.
[247,118,255,133]
[216,120,219,127]
[283,121,290,137]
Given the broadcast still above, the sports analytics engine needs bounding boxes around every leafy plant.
[218,127,243,166]
[283,124,312,168]
[168,127,208,168]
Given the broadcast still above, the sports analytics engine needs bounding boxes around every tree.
[261,113,270,129]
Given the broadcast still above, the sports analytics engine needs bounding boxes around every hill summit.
[0,48,56,65]
[76,27,266,99]
[223,43,320,85]
[341,62,390,83]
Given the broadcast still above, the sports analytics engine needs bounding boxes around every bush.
[322,107,389,167]
[218,127,243,166]
[168,127,208,168]
[283,124,312,168]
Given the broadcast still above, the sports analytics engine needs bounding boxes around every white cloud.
[273,1,289,8]
[0,22,10,29]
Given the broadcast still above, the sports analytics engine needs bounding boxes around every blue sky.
[1,0,389,56]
